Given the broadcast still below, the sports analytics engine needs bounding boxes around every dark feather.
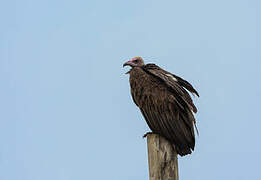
[128,63,199,156]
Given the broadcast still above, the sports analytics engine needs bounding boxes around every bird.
[123,56,199,156]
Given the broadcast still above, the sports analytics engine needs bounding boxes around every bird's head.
[123,56,145,68]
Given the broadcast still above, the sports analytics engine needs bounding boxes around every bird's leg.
[143,132,153,138]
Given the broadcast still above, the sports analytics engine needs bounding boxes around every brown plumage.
[123,56,199,156]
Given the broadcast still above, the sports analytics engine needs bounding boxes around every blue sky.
[1,0,260,179]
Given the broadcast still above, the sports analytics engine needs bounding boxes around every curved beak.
[123,61,131,67]
[123,60,133,74]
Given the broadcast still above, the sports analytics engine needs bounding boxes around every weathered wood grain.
[147,134,179,180]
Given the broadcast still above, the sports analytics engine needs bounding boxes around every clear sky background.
[1,0,260,179]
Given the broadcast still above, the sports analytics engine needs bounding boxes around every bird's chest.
[129,68,166,106]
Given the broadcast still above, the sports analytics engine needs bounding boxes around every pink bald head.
[123,56,145,68]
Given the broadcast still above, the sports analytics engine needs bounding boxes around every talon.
[143,132,153,138]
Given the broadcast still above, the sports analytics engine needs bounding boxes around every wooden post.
[147,134,179,180]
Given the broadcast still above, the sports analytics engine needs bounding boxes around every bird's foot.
[143,132,153,138]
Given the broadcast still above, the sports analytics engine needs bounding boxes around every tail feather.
[173,145,193,156]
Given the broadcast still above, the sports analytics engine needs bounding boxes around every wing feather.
[140,92,194,155]
[129,65,199,156]
[143,64,199,113]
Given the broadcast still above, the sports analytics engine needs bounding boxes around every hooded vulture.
[123,56,199,156]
